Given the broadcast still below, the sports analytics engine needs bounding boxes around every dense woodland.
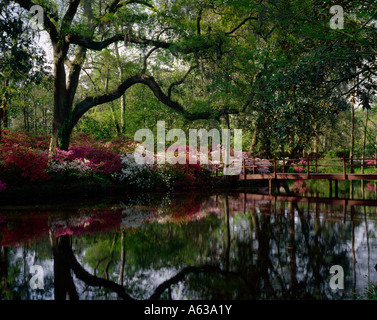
[1,0,377,191]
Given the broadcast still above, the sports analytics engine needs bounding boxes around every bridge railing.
[213,157,377,177]
[239,157,377,178]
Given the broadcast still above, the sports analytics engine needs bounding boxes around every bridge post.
[243,158,246,180]
[343,156,346,179]
[335,180,338,198]
[306,157,310,179]
[243,192,246,214]
[343,200,346,223]
[269,179,272,195]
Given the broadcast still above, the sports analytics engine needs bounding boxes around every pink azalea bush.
[0,180,6,192]
[0,131,219,190]
[292,179,308,194]
[0,142,50,182]
[49,146,122,176]
[0,130,50,183]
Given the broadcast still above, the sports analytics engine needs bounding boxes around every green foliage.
[3,0,377,159]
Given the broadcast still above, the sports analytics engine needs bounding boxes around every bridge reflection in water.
[234,192,377,223]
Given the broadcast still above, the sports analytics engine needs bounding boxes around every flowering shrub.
[0,130,50,151]
[0,130,218,190]
[0,143,50,182]
[292,179,308,194]
[293,164,303,173]
[156,163,211,189]
[366,159,377,167]
[293,159,308,173]
[48,156,93,178]
[118,153,156,189]
[244,156,271,174]
[48,146,122,179]
[366,182,377,192]
[0,179,6,192]
[66,146,122,175]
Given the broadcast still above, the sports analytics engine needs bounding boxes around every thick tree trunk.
[50,43,72,152]
[250,127,258,155]
[52,235,79,300]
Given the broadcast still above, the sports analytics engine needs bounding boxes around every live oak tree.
[12,0,256,151]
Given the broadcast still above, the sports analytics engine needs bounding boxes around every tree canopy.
[0,0,376,157]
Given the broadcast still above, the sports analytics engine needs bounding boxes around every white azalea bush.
[48,158,93,178]
[117,153,157,189]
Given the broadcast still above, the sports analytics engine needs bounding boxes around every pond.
[1,179,377,300]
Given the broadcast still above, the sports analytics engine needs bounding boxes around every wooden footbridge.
[217,157,377,194]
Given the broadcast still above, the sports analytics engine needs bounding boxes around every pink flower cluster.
[292,179,308,194]
[0,130,50,182]
[0,180,6,192]
[68,146,122,175]
[49,146,122,176]
[0,143,50,182]
[366,182,377,192]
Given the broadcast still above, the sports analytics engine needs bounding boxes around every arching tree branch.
[168,65,198,99]
[71,72,219,131]
[65,33,172,51]
[149,265,249,300]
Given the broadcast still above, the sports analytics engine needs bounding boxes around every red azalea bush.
[0,179,6,192]
[1,130,50,150]
[0,131,214,189]
[161,163,210,189]
[156,145,213,189]
[0,143,50,182]
[0,130,50,183]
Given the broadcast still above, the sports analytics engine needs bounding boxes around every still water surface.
[1,180,377,300]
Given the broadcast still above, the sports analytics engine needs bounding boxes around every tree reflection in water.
[1,189,377,300]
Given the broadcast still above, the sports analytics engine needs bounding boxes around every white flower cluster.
[118,153,155,189]
[48,158,92,177]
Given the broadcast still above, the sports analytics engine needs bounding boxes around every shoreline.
[0,178,267,206]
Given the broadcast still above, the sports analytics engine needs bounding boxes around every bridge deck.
[239,173,377,181]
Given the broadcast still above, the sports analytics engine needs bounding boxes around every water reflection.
[1,182,377,300]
